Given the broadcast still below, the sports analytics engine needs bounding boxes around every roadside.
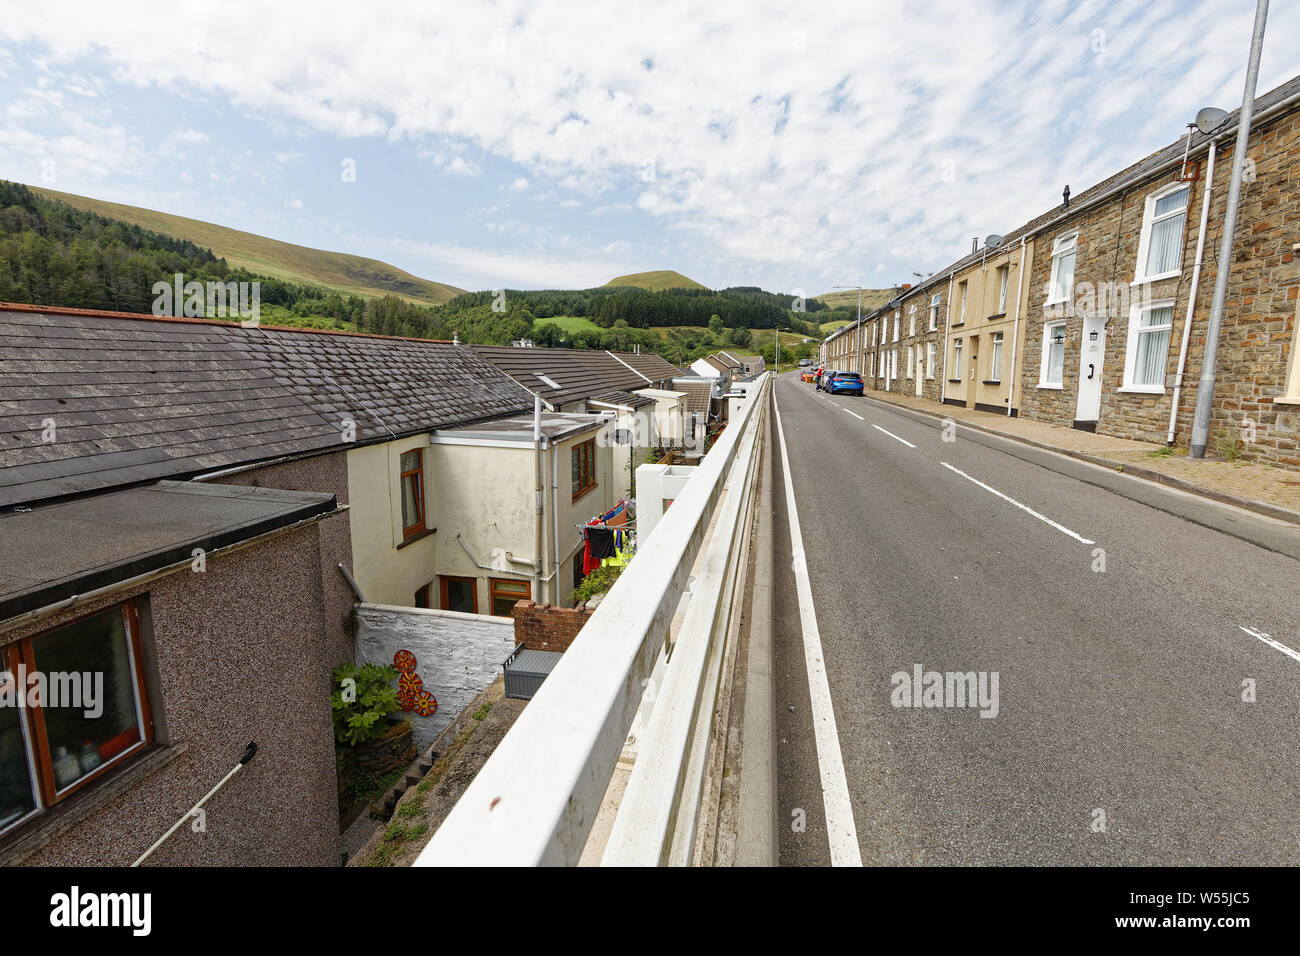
[849,384,1300,523]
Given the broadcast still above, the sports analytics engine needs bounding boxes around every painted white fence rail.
[416,373,770,866]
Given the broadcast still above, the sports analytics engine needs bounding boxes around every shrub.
[332,662,401,747]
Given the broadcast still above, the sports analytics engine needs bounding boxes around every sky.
[0,0,1295,296]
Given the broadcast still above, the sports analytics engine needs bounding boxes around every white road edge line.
[844,408,865,421]
[872,424,915,448]
[940,461,1096,545]
[1239,625,1300,664]
[773,388,863,867]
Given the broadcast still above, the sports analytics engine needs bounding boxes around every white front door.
[1075,316,1107,422]
[915,346,924,395]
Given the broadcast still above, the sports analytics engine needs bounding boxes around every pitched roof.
[672,377,713,417]
[472,346,680,407]
[0,305,533,507]
[587,388,656,410]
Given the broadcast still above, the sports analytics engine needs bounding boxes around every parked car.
[815,367,833,390]
[825,371,864,396]
[800,368,817,383]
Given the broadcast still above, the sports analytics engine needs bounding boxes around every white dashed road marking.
[941,461,1095,545]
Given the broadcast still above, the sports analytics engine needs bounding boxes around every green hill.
[811,288,896,312]
[28,185,465,305]
[604,270,707,291]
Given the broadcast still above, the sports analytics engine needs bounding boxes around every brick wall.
[511,600,594,652]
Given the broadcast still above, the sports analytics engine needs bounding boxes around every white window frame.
[1120,298,1175,393]
[908,305,916,337]
[958,282,967,323]
[892,312,899,342]
[997,266,1009,314]
[929,294,940,331]
[890,349,898,379]
[1047,232,1078,306]
[1133,182,1191,284]
[988,331,1004,384]
[1039,320,1067,388]
[953,338,963,378]
[906,345,914,378]
[926,342,936,379]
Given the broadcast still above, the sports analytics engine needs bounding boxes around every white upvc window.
[906,345,914,378]
[1122,299,1175,391]
[1040,321,1066,386]
[926,342,936,379]
[1047,232,1078,305]
[953,338,963,378]
[929,294,940,330]
[997,265,1009,314]
[908,306,916,337]
[1134,183,1190,282]
[958,282,967,323]
[893,312,900,342]
[890,349,898,378]
[989,331,1004,383]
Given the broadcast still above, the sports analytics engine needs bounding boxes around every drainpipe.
[1168,138,1217,445]
[552,442,561,606]
[533,394,544,604]
[1006,236,1028,416]
[941,273,955,403]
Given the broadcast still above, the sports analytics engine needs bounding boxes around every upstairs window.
[892,313,899,342]
[929,294,940,330]
[571,438,597,500]
[1047,233,1078,305]
[908,306,916,337]
[399,449,426,538]
[958,282,967,323]
[997,265,1010,314]
[1136,184,1190,281]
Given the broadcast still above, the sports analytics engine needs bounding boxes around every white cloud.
[1,0,1296,286]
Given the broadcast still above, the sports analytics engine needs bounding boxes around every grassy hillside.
[29,185,465,305]
[604,270,707,291]
[533,315,602,334]
[811,288,895,312]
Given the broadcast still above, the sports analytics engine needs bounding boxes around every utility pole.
[1190,0,1268,458]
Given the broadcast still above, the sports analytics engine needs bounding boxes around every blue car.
[825,371,864,396]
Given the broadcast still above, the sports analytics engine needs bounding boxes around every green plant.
[570,563,624,605]
[332,662,401,747]
[472,702,493,721]
[1214,427,1244,462]
[1146,445,1175,458]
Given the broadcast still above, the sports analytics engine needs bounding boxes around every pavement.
[770,372,1300,865]
[854,385,1300,519]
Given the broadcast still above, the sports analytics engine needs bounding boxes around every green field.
[534,315,602,334]
[30,185,466,305]
[812,288,895,312]
[604,270,707,291]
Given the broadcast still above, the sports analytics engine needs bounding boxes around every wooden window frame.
[571,438,597,502]
[0,598,154,835]
[489,578,531,619]
[414,583,431,609]
[438,575,478,615]
[399,448,426,540]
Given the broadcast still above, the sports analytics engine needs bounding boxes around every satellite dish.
[984,234,1004,250]
[1196,106,1229,135]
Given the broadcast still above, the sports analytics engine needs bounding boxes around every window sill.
[1037,383,1063,390]
[947,378,963,384]
[573,483,598,504]
[397,527,436,550]
[948,322,964,329]
[987,313,1007,321]
[1117,385,1165,395]
[982,380,1002,385]
[1130,272,1181,286]
[1272,396,1300,406]
[0,742,187,866]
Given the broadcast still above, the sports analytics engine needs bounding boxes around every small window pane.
[1146,213,1186,275]
[0,699,37,830]
[1153,188,1189,217]
[400,451,419,473]
[401,474,420,529]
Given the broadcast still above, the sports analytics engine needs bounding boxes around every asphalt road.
[770,371,1300,865]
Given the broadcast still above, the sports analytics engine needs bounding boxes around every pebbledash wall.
[1015,95,1300,466]
[2,521,342,867]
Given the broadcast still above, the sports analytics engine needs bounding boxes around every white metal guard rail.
[416,372,770,866]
